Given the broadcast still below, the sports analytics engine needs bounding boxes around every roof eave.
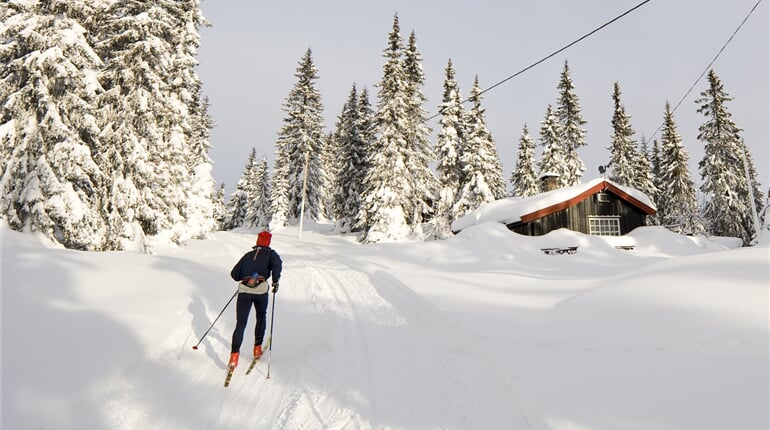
[519,180,656,223]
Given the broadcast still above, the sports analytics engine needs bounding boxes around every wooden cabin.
[452,178,656,237]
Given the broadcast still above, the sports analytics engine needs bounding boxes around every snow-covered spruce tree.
[269,49,327,228]
[328,124,344,226]
[352,86,376,233]
[98,0,175,239]
[637,134,659,225]
[222,183,248,231]
[171,1,216,242]
[254,157,272,229]
[471,75,505,200]
[452,76,506,219]
[222,153,260,230]
[608,82,638,187]
[537,104,568,186]
[510,124,540,197]
[631,137,657,204]
[554,61,587,186]
[0,0,107,250]
[242,150,271,229]
[241,148,260,224]
[402,30,438,226]
[607,83,657,200]
[322,131,337,222]
[359,14,416,243]
[332,85,369,233]
[212,183,227,230]
[268,144,291,230]
[658,102,704,236]
[650,137,663,204]
[643,137,665,226]
[696,69,764,245]
[433,59,466,235]
[760,189,770,244]
[96,0,214,249]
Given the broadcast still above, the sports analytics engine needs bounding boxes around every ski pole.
[192,289,238,350]
[266,286,277,379]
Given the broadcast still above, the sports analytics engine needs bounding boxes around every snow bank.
[2,221,767,430]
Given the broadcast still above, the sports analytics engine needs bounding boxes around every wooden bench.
[541,246,578,255]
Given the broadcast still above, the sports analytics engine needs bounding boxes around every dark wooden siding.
[506,190,648,236]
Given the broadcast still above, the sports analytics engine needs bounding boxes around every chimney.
[540,173,559,192]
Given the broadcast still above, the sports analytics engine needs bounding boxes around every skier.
[228,230,282,370]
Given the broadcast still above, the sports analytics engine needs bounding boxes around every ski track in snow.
[262,238,546,429]
[176,232,546,429]
[5,226,766,430]
[157,230,762,430]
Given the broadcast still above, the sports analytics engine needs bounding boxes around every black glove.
[272,282,279,293]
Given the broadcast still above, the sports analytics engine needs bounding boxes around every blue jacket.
[230,246,282,285]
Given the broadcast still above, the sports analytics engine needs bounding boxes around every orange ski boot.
[228,352,239,370]
[253,344,263,359]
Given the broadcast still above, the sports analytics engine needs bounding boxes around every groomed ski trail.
[196,229,546,429]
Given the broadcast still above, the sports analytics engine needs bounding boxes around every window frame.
[588,216,621,236]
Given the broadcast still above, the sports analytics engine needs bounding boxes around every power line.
[645,0,764,143]
[426,0,652,122]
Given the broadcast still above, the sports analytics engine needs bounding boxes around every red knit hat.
[256,230,272,247]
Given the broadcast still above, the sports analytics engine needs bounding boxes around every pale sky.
[197,0,769,199]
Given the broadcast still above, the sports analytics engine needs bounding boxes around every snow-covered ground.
[2,220,768,429]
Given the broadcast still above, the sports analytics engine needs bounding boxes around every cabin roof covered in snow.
[451,178,657,232]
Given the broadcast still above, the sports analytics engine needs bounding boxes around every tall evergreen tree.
[254,157,272,229]
[433,59,466,234]
[696,69,763,244]
[222,153,262,231]
[554,61,587,186]
[212,183,227,230]
[650,138,663,203]
[332,85,368,233]
[510,124,540,197]
[321,130,337,221]
[358,14,413,243]
[1,0,213,251]
[268,143,291,229]
[352,87,376,233]
[402,30,438,225]
[98,0,180,238]
[631,138,657,202]
[222,181,248,231]
[646,137,664,226]
[172,0,216,242]
[95,0,214,249]
[658,102,704,235]
[537,104,568,186]
[329,89,351,230]
[269,49,327,227]
[636,134,659,224]
[607,82,657,199]
[243,150,270,229]
[453,76,506,218]
[0,0,106,250]
[608,82,638,186]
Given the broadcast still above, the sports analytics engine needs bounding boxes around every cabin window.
[596,192,610,203]
[588,216,620,236]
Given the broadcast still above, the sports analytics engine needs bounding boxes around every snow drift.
[2,220,767,429]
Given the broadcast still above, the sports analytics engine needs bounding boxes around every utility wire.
[426,0,652,122]
[645,0,764,143]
